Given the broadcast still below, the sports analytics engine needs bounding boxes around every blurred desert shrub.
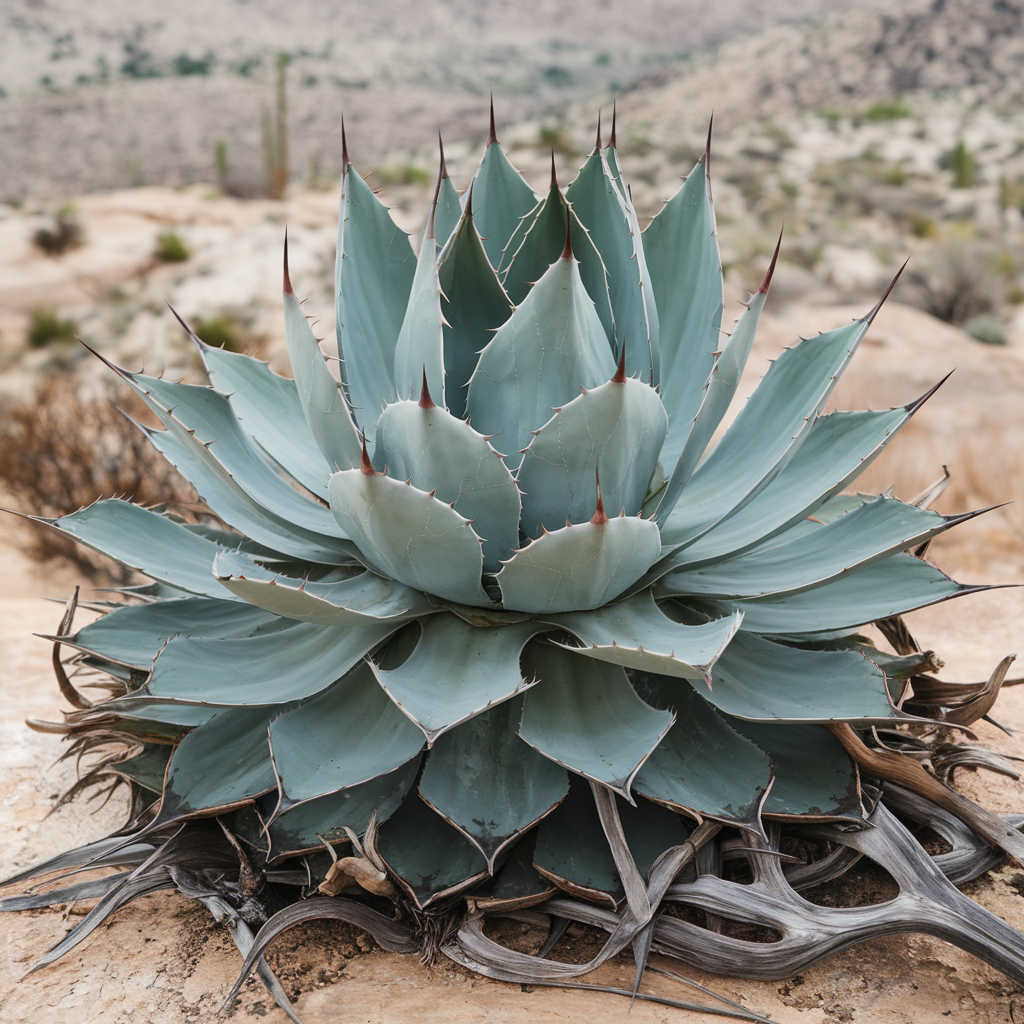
[154,228,190,263]
[902,241,1003,325]
[27,308,77,348]
[32,205,84,256]
[963,314,1008,346]
[0,377,203,582]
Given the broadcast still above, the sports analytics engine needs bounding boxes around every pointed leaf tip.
[561,213,573,261]
[360,434,375,475]
[861,258,909,324]
[438,132,449,179]
[591,472,608,525]
[419,368,436,409]
[283,231,294,295]
[342,117,350,174]
[758,229,782,295]
[488,96,498,146]
[611,343,627,383]
[906,369,954,414]
[550,150,557,190]
[595,110,602,153]
[609,102,618,149]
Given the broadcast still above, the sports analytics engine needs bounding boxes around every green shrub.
[32,205,83,255]
[192,314,243,352]
[27,308,77,348]
[964,314,1007,346]
[154,229,190,263]
[862,99,911,121]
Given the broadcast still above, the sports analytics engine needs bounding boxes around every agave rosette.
[9,114,1006,985]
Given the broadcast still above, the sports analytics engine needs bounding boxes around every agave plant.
[6,109,1024,1018]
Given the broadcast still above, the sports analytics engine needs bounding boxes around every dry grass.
[0,376,205,582]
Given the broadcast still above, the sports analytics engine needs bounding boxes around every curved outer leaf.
[392,234,445,407]
[549,591,741,681]
[519,644,674,800]
[660,316,872,550]
[70,598,279,669]
[497,515,661,614]
[656,287,765,521]
[113,746,172,792]
[566,149,657,384]
[436,205,515,419]
[499,180,566,305]
[129,373,347,542]
[157,706,281,822]
[373,400,522,572]
[39,500,239,600]
[200,345,333,499]
[270,662,425,809]
[729,720,862,820]
[147,619,397,706]
[434,171,462,251]
[661,497,967,599]
[268,757,421,860]
[144,424,359,565]
[370,614,547,743]
[418,696,569,871]
[97,696,222,728]
[661,406,914,568]
[212,550,436,625]
[283,287,362,472]
[466,252,616,471]
[630,675,771,828]
[696,630,899,724]
[516,376,667,538]
[729,554,969,635]
[643,155,723,469]
[328,468,490,606]
[466,139,538,271]
[335,164,416,441]
[376,789,488,908]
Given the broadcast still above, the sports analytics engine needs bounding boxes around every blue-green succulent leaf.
[328,467,490,606]
[730,554,969,635]
[392,234,446,407]
[146,619,397,706]
[335,163,416,440]
[466,139,538,270]
[373,400,522,572]
[371,614,547,743]
[466,250,617,471]
[157,706,281,822]
[566,149,657,383]
[516,376,667,538]
[436,204,515,419]
[660,316,872,548]
[69,598,279,669]
[468,830,555,908]
[128,373,347,542]
[283,284,362,472]
[697,630,898,723]
[519,644,674,800]
[729,720,862,820]
[145,423,359,565]
[270,661,425,809]
[200,345,333,499]
[213,550,436,625]
[662,406,914,567]
[497,515,661,614]
[433,170,462,251]
[550,591,741,681]
[37,500,239,600]
[376,790,488,908]
[418,696,569,871]
[643,154,723,469]
[113,746,172,793]
[268,757,421,860]
[499,179,566,304]
[661,497,966,599]
[656,287,766,520]
[631,676,771,828]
